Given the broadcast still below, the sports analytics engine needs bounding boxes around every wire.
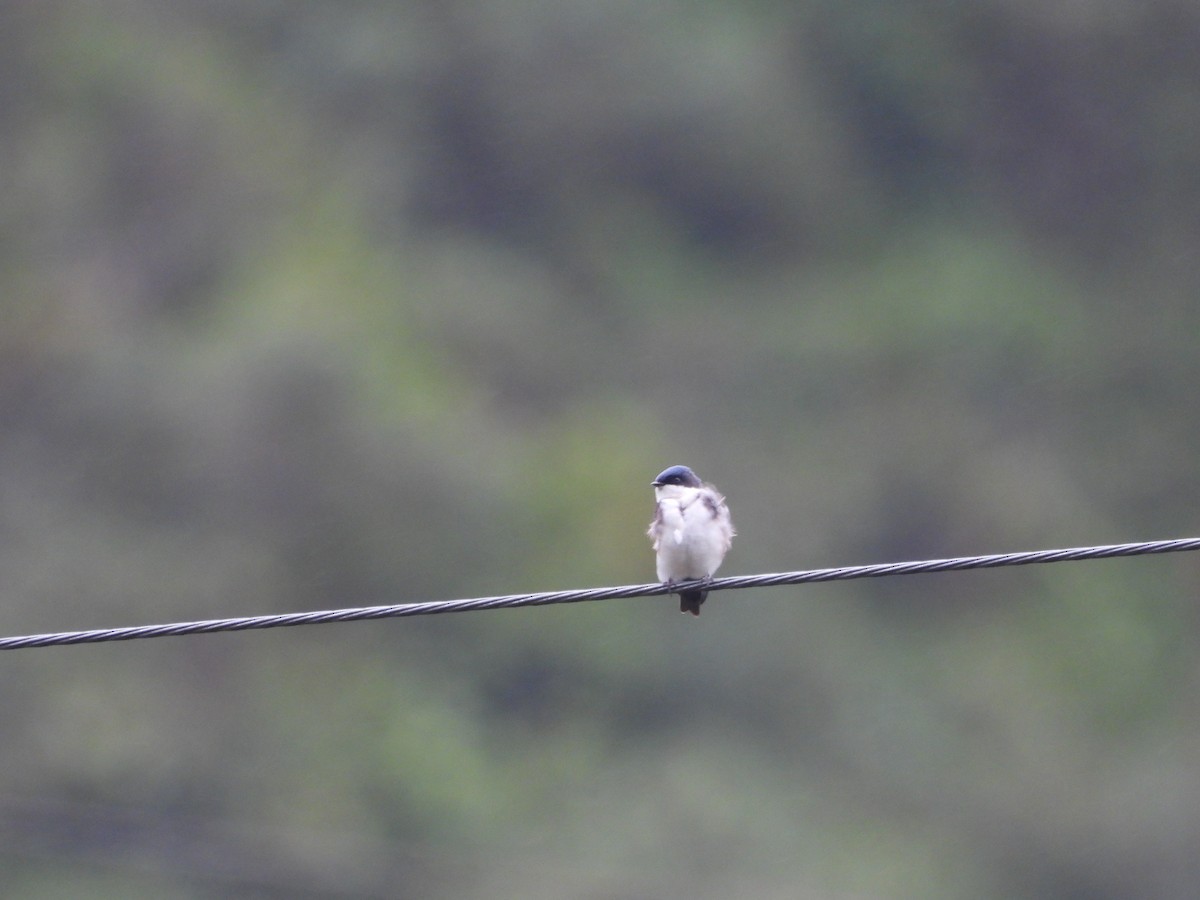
[2,537,1198,651]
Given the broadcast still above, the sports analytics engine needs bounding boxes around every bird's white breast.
[651,485,732,582]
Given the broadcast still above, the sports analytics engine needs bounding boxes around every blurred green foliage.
[2,1,1200,898]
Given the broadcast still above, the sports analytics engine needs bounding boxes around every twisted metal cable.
[2,537,1198,651]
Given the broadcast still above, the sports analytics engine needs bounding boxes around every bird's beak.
[651,481,662,487]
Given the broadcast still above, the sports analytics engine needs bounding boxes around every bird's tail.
[679,590,706,617]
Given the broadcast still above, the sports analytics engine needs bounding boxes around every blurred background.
[3,1,1200,897]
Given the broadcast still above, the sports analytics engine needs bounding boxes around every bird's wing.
[647,502,664,549]
[701,488,736,547]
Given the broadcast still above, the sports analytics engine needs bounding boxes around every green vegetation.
[2,2,1199,897]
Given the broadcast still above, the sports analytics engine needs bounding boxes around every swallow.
[648,465,735,615]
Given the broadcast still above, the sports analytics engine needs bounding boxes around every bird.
[647,465,735,616]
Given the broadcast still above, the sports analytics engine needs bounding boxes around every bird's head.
[652,465,702,489]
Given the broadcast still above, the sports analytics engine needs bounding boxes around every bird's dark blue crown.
[652,465,702,488]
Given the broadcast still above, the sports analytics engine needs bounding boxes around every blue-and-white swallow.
[648,465,735,616]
